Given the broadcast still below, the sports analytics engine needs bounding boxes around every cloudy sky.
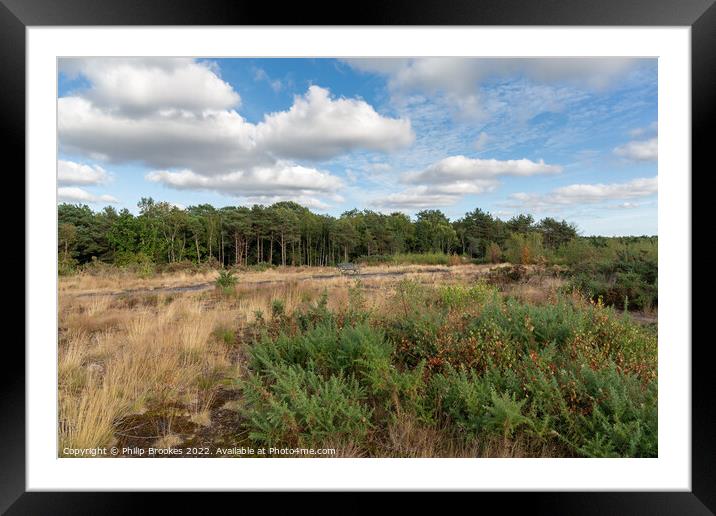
[57,57,657,235]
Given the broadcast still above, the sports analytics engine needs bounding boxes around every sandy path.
[67,266,470,298]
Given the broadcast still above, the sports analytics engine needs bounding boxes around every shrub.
[58,255,78,276]
[429,367,492,435]
[484,264,528,286]
[385,310,443,369]
[345,280,368,322]
[79,256,116,276]
[158,260,200,274]
[427,333,656,456]
[215,269,238,293]
[555,237,657,311]
[114,251,156,277]
[242,364,372,447]
[212,325,236,345]
[296,290,333,330]
[485,390,530,439]
[572,366,657,457]
[567,258,657,311]
[247,262,275,272]
[244,323,380,444]
[447,253,462,266]
[391,279,429,318]
[437,282,497,310]
[249,322,391,380]
[243,318,435,445]
[555,238,597,267]
[487,242,502,264]
[205,256,221,269]
[505,232,543,265]
[238,285,657,457]
[357,253,450,266]
[271,299,286,319]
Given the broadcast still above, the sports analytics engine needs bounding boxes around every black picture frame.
[4,0,709,512]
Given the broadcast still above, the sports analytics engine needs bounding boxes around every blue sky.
[57,57,657,235]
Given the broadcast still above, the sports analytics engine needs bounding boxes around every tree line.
[58,199,579,267]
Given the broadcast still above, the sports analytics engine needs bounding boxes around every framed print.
[5,0,711,511]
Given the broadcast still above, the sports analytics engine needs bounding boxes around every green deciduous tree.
[537,217,579,249]
[57,200,585,270]
[415,210,457,254]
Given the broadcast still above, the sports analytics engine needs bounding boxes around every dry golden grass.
[59,379,129,452]
[59,269,219,295]
[377,412,564,458]
[383,414,463,458]
[503,275,565,305]
[59,263,507,297]
[58,292,234,456]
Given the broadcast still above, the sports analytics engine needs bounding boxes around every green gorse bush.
[238,281,657,457]
[215,269,238,293]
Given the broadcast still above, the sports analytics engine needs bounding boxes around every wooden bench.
[337,262,361,275]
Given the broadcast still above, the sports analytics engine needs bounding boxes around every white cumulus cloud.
[59,96,262,174]
[614,138,658,161]
[59,58,414,208]
[371,155,560,210]
[59,58,240,116]
[146,163,344,210]
[507,177,657,211]
[58,160,110,186]
[404,156,562,184]
[256,86,414,160]
[58,187,118,204]
[371,186,463,210]
[60,85,413,173]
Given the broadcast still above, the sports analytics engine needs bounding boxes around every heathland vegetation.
[59,200,657,311]
[57,200,658,458]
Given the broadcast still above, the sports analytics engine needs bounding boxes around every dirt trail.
[628,312,658,325]
[69,266,464,298]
